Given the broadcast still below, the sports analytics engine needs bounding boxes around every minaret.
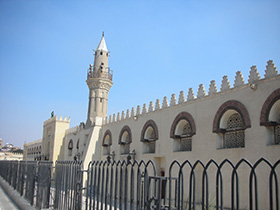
[86,33,113,126]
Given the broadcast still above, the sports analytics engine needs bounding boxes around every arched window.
[260,88,280,145]
[77,139,80,150]
[119,126,132,155]
[102,130,112,155]
[223,112,245,148]
[170,112,196,152]
[213,100,251,149]
[141,120,159,154]
[68,139,73,156]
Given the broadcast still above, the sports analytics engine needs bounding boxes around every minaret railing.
[87,67,113,81]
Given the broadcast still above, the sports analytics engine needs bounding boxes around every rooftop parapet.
[102,60,278,125]
[44,115,70,126]
[24,139,42,146]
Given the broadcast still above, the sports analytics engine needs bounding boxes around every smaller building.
[0,139,2,149]
[23,139,42,161]
[0,152,23,160]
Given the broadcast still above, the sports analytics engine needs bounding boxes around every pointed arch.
[213,100,251,133]
[170,112,196,139]
[141,120,159,142]
[260,88,280,126]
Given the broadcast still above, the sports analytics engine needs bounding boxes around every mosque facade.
[24,35,280,173]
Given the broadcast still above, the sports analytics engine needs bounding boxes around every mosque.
[24,34,280,174]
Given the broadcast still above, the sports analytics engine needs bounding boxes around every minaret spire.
[86,33,113,127]
[96,32,108,52]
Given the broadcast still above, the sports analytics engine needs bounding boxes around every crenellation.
[142,104,147,114]
[265,60,278,78]
[105,116,108,124]
[248,65,261,83]
[187,88,195,101]
[234,71,245,87]
[197,84,206,98]
[162,96,169,108]
[136,105,141,115]
[155,99,161,110]
[102,60,278,126]
[170,94,177,106]
[149,101,154,112]
[121,111,125,120]
[126,109,131,119]
[59,116,63,121]
[208,80,217,95]
[221,76,231,91]
[131,107,136,117]
[179,91,185,104]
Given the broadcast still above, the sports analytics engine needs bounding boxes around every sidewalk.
[0,177,37,210]
[0,184,19,210]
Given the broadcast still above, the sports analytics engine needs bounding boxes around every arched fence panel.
[0,158,279,210]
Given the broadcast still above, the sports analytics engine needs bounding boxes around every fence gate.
[145,176,167,210]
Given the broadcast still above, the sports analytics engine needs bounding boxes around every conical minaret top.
[96,32,108,52]
[86,33,113,127]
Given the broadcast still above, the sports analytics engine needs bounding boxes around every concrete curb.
[0,177,37,210]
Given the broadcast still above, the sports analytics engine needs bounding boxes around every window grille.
[182,123,192,135]
[180,137,192,151]
[224,113,245,148]
[144,141,155,154]
[103,146,110,155]
[121,144,130,155]
[178,122,192,151]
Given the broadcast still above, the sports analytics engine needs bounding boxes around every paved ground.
[0,185,19,210]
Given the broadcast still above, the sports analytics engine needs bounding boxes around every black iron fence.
[54,161,83,210]
[0,160,52,209]
[0,158,279,210]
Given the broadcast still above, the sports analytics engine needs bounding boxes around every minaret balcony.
[87,68,113,81]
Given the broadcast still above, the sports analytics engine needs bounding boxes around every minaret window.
[100,51,103,55]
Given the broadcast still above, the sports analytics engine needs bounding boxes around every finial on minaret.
[102,31,104,37]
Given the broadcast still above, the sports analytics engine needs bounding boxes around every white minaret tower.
[86,33,113,126]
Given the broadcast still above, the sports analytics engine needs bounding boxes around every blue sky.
[0,0,279,148]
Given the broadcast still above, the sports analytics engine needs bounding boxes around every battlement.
[104,60,279,125]
[43,115,71,126]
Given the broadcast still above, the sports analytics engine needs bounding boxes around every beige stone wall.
[0,152,23,160]
[23,139,42,161]
[100,76,280,165]
[42,115,70,163]
[96,73,279,210]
